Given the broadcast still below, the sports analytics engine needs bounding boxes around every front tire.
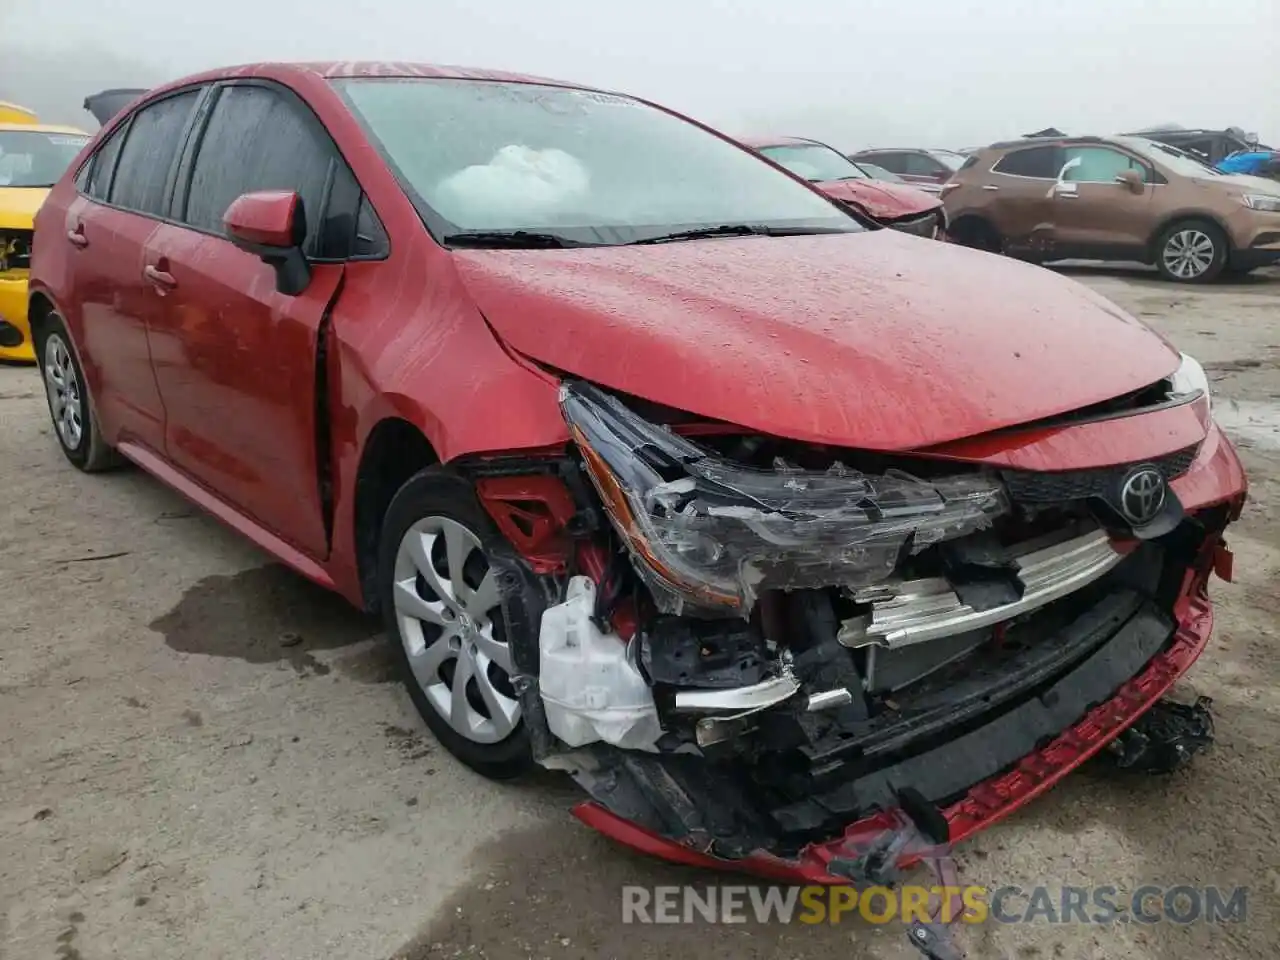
[950,217,1003,255]
[377,467,533,780]
[34,313,121,472]
[1155,220,1227,283]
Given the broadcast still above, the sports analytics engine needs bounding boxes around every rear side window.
[109,90,201,215]
[84,125,128,200]
[182,84,337,253]
[991,146,1061,179]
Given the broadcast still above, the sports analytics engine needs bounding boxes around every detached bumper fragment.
[1103,695,1214,773]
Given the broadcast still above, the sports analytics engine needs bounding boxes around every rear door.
[983,145,1063,255]
[62,88,204,450]
[143,80,364,558]
[1048,145,1157,256]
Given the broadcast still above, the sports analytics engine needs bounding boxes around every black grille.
[888,211,941,239]
[1002,445,1198,505]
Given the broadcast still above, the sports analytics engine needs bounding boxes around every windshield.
[757,143,867,182]
[1118,137,1221,177]
[929,150,968,171]
[0,131,88,188]
[333,78,858,245]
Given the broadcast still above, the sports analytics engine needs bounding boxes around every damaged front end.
[481,379,1239,896]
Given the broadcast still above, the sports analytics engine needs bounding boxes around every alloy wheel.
[392,516,520,744]
[43,333,83,450]
[1161,229,1216,280]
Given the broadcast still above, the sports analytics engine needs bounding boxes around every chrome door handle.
[981,185,999,191]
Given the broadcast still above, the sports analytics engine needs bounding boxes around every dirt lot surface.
[2,265,1278,960]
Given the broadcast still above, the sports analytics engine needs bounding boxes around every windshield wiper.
[631,224,848,245]
[442,230,599,249]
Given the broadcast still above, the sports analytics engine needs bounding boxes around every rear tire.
[34,312,122,472]
[377,467,533,780]
[1155,220,1227,283]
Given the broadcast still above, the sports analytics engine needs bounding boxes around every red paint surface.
[812,178,939,221]
[222,190,302,248]
[453,233,1180,451]
[475,474,577,573]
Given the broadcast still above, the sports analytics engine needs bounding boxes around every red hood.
[452,231,1179,451]
[812,179,939,220]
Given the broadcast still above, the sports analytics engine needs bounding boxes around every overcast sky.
[2,0,1277,148]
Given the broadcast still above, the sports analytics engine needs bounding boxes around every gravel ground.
[1,265,1278,960]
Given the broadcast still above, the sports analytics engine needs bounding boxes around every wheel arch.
[948,213,1002,250]
[1146,210,1235,259]
[26,290,55,344]
[353,416,440,613]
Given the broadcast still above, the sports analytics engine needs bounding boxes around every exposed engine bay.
[471,379,1233,866]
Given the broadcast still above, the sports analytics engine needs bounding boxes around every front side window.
[757,143,867,182]
[0,131,89,188]
[333,78,857,245]
[1061,146,1147,183]
[991,146,1062,179]
[183,84,337,251]
[110,90,201,215]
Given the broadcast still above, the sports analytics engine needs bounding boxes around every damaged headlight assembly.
[1167,352,1212,412]
[559,381,1010,616]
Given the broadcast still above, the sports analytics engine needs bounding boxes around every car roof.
[145,61,592,95]
[853,147,964,155]
[981,134,1127,152]
[0,122,91,136]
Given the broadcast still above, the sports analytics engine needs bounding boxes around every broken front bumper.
[574,556,1219,882]
[566,421,1245,880]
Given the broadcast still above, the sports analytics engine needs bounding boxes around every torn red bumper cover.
[573,562,1219,882]
[502,382,1246,883]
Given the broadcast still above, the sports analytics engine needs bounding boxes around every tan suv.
[943,135,1280,282]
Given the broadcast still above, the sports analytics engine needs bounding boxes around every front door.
[144,81,355,558]
[1047,145,1158,257]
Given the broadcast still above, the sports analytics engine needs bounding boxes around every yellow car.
[0,102,90,363]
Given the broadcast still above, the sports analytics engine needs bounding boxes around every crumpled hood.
[0,188,49,230]
[452,230,1179,451]
[813,179,940,220]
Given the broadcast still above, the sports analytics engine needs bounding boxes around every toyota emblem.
[1119,466,1166,525]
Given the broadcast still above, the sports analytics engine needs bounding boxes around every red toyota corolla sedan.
[30,63,1245,890]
